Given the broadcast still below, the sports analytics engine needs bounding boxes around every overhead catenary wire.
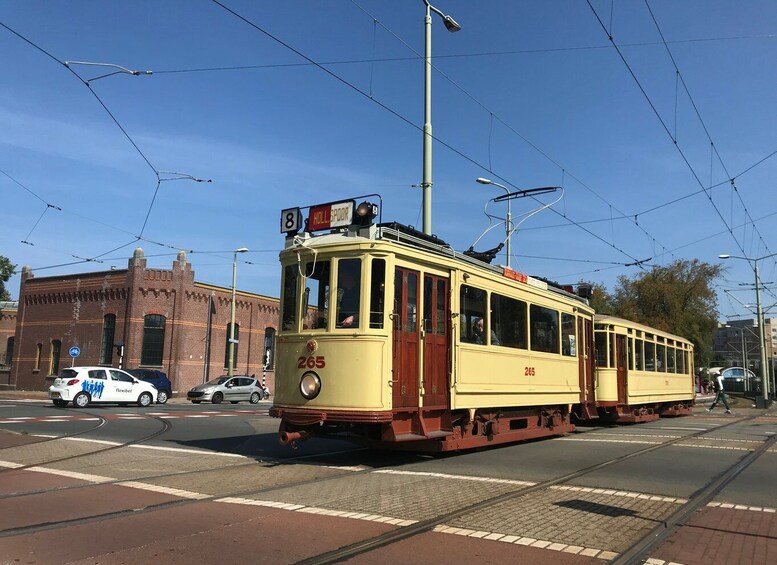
[586,1,771,281]
[209,0,647,266]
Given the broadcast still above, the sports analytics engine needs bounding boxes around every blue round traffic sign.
[69,346,81,358]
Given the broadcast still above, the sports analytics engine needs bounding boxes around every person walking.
[707,373,732,414]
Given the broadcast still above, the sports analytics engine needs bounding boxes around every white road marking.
[375,469,536,486]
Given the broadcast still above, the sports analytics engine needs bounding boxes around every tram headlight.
[300,371,321,400]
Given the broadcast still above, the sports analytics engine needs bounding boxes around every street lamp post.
[228,247,249,376]
[476,177,512,267]
[719,252,777,406]
[421,0,461,236]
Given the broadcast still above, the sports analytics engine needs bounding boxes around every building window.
[99,314,116,365]
[264,327,276,370]
[224,323,239,370]
[141,314,166,366]
[49,340,62,376]
[4,336,13,367]
[35,343,42,371]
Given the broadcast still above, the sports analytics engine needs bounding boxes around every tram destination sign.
[308,200,354,232]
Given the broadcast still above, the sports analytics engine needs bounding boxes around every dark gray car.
[187,375,263,404]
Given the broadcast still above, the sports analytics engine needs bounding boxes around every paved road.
[0,393,775,564]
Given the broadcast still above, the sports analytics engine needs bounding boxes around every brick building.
[0,301,17,386]
[10,248,279,394]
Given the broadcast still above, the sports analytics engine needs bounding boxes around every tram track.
[0,414,172,474]
[0,406,108,451]
[295,416,770,565]
[0,415,757,547]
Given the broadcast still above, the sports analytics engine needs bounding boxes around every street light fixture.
[476,177,512,267]
[719,252,777,406]
[159,171,213,183]
[421,0,461,236]
[228,247,249,377]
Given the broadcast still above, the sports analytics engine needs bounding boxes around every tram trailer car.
[591,315,695,422]
[270,198,695,451]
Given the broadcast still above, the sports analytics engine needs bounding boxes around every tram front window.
[336,259,362,328]
[303,260,331,330]
[282,265,299,331]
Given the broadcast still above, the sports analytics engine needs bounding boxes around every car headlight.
[300,371,321,400]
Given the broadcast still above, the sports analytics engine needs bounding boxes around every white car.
[49,366,158,408]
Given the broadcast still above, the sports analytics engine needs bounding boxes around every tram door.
[616,334,628,403]
[422,275,449,408]
[392,268,419,409]
[579,318,595,404]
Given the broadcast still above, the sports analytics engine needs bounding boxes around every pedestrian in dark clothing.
[707,374,732,414]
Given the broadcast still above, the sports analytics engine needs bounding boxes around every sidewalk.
[0,389,192,404]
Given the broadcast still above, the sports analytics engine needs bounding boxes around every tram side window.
[683,351,689,375]
[644,341,656,371]
[628,338,634,370]
[369,259,386,329]
[336,259,362,328]
[561,313,576,356]
[667,347,676,373]
[635,339,644,370]
[595,332,607,366]
[460,285,486,344]
[282,265,299,331]
[491,293,527,349]
[303,260,331,330]
[677,348,685,374]
[656,344,666,372]
[530,305,559,354]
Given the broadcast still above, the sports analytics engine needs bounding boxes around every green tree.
[585,281,616,315]
[610,259,722,367]
[0,255,15,301]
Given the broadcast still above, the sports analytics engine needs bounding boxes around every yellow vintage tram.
[270,197,600,451]
[592,315,695,421]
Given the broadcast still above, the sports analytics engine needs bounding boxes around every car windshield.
[204,377,233,386]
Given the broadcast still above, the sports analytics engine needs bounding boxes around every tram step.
[393,433,430,442]
[425,430,454,439]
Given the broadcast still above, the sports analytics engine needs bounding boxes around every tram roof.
[594,314,693,345]
[283,222,591,307]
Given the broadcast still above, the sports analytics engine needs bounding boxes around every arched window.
[141,315,166,366]
[264,327,276,370]
[224,323,239,370]
[49,340,62,376]
[100,314,116,365]
[4,336,13,367]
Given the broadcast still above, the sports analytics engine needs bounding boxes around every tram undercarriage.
[274,405,575,452]
[596,400,694,423]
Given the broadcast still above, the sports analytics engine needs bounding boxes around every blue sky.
[2,1,775,322]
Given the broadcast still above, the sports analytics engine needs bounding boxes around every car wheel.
[53,399,68,408]
[137,392,153,407]
[73,392,90,408]
[211,392,223,404]
[157,390,169,404]
[250,392,260,404]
